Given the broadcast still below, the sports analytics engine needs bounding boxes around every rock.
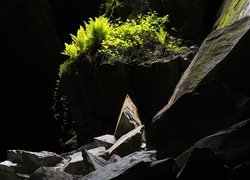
[106,154,122,165]
[230,161,250,179]
[129,58,190,127]
[118,157,177,180]
[93,134,116,149]
[175,118,250,170]
[0,171,29,180]
[0,160,23,174]
[61,140,106,158]
[114,95,142,139]
[62,62,130,146]
[7,150,64,174]
[30,167,75,180]
[148,82,250,157]
[214,0,250,29]
[176,148,229,180]
[87,147,106,157]
[64,152,87,175]
[0,161,29,180]
[79,150,157,180]
[107,125,145,157]
[82,149,107,173]
[148,16,250,157]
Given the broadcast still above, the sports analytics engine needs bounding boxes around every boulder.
[175,118,250,170]
[81,149,107,173]
[106,154,122,165]
[93,134,116,149]
[30,167,75,180]
[87,147,106,157]
[148,82,250,157]
[0,161,29,180]
[64,152,86,175]
[117,157,177,180]
[148,16,250,157]
[230,161,250,179]
[129,58,191,127]
[7,150,64,174]
[107,125,145,157]
[214,0,250,29]
[79,150,157,180]
[114,95,142,139]
[176,148,229,180]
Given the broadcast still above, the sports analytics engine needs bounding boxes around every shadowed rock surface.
[148,16,250,157]
[176,118,250,170]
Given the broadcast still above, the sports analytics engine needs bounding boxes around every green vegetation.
[60,12,186,76]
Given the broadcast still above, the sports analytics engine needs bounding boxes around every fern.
[61,43,79,59]
[156,28,167,45]
[84,16,110,50]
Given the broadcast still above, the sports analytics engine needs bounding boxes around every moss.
[216,0,246,29]
[59,12,187,77]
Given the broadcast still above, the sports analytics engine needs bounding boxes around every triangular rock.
[114,95,142,139]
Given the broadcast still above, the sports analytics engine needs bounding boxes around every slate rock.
[94,134,116,149]
[214,0,250,29]
[230,161,250,179]
[79,150,157,180]
[148,16,250,157]
[117,157,177,180]
[176,118,250,169]
[176,148,229,180]
[6,150,64,174]
[148,82,250,157]
[82,149,107,173]
[30,167,75,180]
[107,125,145,157]
[114,95,142,139]
[64,152,87,175]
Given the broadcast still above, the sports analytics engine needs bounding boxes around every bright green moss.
[216,0,246,29]
[60,12,187,76]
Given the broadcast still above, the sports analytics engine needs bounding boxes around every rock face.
[79,151,157,180]
[176,148,229,180]
[214,0,250,29]
[147,16,250,157]
[175,119,250,170]
[30,167,74,180]
[63,63,131,146]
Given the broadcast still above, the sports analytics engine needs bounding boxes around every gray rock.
[82,149,107,173]
[154,16,250,117]
[214,0,250,29]
[79,150,157,180]
[175,119,250,170]
[106,154,122,165]
[0,161,29,180]
[64,152,87,175]
[87,147,106,157]
[176,148,229,180]
[114,95,142,139]
[30,167,75,180]
[7,150,64,174]
[148,16,250,157]
[107,125,145,157]
[117,157,177,180]
[93,134,116,149]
